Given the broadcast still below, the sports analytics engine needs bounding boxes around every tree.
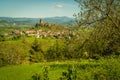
[74,0,120,57]
[46,40,64,61]
[74,0,120,26]
[29,38,44,62]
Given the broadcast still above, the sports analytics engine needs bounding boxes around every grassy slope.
[0,62,67,80]
[0,60,99,80]
[0,56,120,80]
[0,37,61,52]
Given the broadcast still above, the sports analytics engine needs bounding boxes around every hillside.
[0,17,75,27]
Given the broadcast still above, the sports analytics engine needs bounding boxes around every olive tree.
[74,0,120,57]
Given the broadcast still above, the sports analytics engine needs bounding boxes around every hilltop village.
[2,19,77,40]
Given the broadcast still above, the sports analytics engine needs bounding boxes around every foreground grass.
[0,60,96,80]
[0,58,120,80]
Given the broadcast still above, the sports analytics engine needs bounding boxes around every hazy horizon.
[0,16,75,18]
[0,0,79,18]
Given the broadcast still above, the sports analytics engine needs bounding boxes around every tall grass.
[0,58,120,80]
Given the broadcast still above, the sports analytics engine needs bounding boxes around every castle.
[35,19,59,28]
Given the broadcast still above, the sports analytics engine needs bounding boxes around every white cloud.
[50,4,64,16]
[55,4,63,8]
[53,4,63,9]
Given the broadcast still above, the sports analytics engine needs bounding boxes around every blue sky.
[0,0,79,18]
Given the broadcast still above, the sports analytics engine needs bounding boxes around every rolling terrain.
[0,16,75,27]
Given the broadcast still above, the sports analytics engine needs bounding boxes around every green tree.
[29,38,44,62]
[74,0,120,57]
[46,40,64,61]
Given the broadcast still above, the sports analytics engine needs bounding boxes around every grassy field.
[0,60,97,80]
[0,37,63,53]
[0,58,120,80]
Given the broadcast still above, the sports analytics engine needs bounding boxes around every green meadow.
[0,58,120,80]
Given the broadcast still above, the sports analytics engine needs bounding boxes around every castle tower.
[39,19,44,24]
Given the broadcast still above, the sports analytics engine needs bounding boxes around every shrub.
[59,64,77,80]
[29,39,44,62]
[31,73,42,80]
[43,66,49,80]
[93,57,120,80]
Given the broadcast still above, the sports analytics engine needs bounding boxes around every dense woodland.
[0,0,120,80]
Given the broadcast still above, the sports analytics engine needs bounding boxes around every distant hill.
[0,17,75,27]
[43,16,75,24]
